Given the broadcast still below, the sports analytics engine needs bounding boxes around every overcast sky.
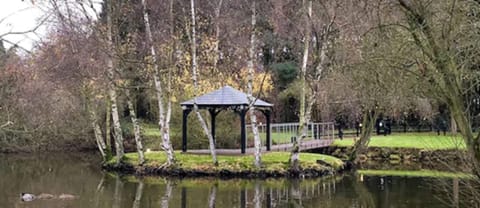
[0,1,45,50]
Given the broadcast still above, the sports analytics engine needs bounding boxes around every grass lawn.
[333,133,466,150]
[115,151,344,171]
[358,169,471,178]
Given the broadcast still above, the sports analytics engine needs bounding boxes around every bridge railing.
[247,122,335,145]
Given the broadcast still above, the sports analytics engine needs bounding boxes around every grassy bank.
[105,151,344,178]
[333,133,465,150]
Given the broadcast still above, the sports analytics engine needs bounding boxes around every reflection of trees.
[351,174,376,208]
[94,173,105,208]
[112,175,123,208]
[254,181,263,208]
[161,180,173,208]
[208,183,217,208]
[288,179,303,208]
[240,188,246,208]
[133,180,144,208]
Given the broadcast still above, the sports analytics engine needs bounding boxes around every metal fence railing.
[247,122,335,145]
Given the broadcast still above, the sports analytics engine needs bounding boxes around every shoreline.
[311,146,466,171]
[102,152,348,179]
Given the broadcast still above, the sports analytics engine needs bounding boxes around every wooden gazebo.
[180,86,273,154]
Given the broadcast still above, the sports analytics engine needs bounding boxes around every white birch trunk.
[213,0,223,71]
[191,0,218,165]
[141,0,176,166]
[291,0,312,171]
[126,90,145,165]
[247,0,262,168]
[106,0,124,164]
[89,104,107,159]
[105,98,111,157]
[84,86,107,160]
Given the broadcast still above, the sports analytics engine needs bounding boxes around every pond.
[0,153,455,208]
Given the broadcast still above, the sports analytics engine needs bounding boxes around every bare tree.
[247,0,262,168]
[290,0,312,171]
[126,90,145,165]
[190,0,218,165]
[141,0,176,166]
[106,0,124,164]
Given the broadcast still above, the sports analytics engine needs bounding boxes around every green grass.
[358,169,472,178]
[333,133,465,150]
[114,151,344,171]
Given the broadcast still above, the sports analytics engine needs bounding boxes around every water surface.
[0,153,452,207]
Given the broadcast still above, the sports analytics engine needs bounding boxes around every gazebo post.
[265,110,272,151]
[208,108,218,145]
[239,108,247,154]
[182,107,191,152]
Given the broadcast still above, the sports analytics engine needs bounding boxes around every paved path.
[185,139,334,155]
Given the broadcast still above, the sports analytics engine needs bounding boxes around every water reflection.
[0,153,451,208]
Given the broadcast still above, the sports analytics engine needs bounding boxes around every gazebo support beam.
[261,109,272,151]
[208,109,221,145]
[239,108,247,154]
[265,110,271,151]
[182,108,191,152]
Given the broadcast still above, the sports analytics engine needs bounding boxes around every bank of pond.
[104,152,345,178]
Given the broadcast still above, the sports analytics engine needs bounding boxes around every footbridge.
[186,122,336,155]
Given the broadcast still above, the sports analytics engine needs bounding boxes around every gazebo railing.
[247,122,335,145]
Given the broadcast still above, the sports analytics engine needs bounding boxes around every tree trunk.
[85,89,107,161]
[350,109,378,162]
[126,90,145,165]
[106,0,124,164]
[213,0,223,71]
[450,112,457,134]
[89,105,107,160]
[190,0,218,165]
[290,0,312,171]
[247,0,262,168]
[141,0,176,166]
[105,97,112,158]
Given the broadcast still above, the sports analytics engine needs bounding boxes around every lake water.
[0,153,454,208]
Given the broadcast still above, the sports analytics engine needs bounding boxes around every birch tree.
[126,90,145,165]
[141,0,176,166]
[106,0,124,164]
[247,0,262,168]
[190,0,218,165]
[85,88,107,160]
[290,0,312,171]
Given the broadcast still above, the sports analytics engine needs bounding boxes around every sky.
[0,0,45,50]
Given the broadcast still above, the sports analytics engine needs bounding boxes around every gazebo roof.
[180,85,273,108]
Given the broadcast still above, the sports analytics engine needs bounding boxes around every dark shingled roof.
[180,86,273,108]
